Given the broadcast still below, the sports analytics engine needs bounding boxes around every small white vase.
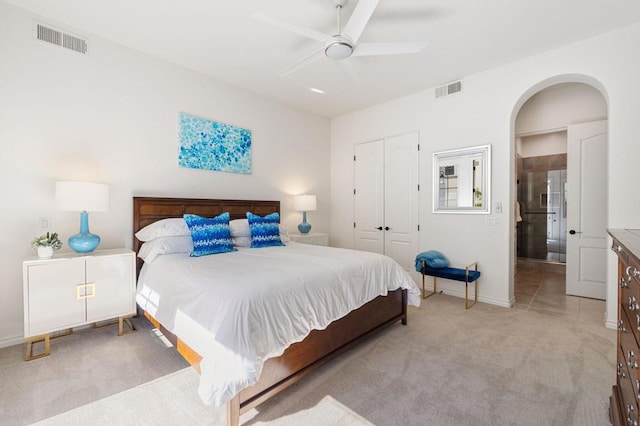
[37,246,53,259]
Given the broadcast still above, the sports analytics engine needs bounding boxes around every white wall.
[331,23,640,325]
[0,3,330,346]
[515,83,608,135]
[519,132,567,158]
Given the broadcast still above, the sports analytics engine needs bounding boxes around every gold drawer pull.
[76,283,96,299]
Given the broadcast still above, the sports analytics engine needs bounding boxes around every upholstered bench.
[415,251,480,309]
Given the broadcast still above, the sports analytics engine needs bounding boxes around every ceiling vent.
[435,80,462,98]
[34,21,88,55]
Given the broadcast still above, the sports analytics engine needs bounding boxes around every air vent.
[435,80,462,98]
[34,21,88,55]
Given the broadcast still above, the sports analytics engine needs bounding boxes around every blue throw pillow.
[247,212,284,248]
[418,250,449,268]
[183,212,236,257]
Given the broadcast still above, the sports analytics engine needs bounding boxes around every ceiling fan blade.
[253,12,330,43]
[342,0,380,44]
[279,47,325,77]
[353,41,428,56]
[335,60,360,84]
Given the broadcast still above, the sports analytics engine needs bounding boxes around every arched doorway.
[509,75,609,313]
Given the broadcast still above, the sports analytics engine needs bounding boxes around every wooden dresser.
[610,229,640,426]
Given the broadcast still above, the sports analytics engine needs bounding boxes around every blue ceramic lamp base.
[69,211,101,253]
[297,211,312,234]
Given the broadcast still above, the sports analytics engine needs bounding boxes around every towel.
[515,201,523,222]
[415,250,449,271]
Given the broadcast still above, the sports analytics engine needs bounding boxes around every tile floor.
[514,259,605,324]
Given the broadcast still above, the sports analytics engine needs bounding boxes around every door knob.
[376,226,383,230]
[569,230,581,235]
[384,226,390,231]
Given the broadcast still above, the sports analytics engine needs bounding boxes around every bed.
[133,196,420,425]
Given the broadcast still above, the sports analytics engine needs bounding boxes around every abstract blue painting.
[178,113,252,174]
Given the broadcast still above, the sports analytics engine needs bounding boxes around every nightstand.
[22,248,136,360]
[289,233,329,246]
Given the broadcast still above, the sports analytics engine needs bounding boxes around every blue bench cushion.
[421,265,481,283]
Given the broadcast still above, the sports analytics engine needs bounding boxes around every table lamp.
[55,181,110,253]
[293,194,317,234]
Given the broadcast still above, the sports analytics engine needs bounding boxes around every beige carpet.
[2,294,616,425]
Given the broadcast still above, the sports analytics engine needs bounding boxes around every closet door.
[353,132,420,272]
[384,133,420,271]
[354,140,384,254]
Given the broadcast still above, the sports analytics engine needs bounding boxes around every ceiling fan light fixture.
[325,40,353,60]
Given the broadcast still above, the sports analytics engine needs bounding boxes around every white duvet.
[136,242,421,406]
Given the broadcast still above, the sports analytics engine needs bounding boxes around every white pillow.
[279,225,290,243]
[135,218,189,242]
[229,219,250,237]
[232,236,252,247]
[138,236,193,263]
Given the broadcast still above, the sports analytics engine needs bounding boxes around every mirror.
[433,144,491,214]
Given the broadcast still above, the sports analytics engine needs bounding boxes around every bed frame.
[133,196,408,426]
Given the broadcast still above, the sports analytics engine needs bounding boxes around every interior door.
[384,133,420,271]
[354,140,384,254]
[566,120,608,299]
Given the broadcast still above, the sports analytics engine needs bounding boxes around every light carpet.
[2,294,616,425]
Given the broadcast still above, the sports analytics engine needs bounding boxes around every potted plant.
[31,232,63,259]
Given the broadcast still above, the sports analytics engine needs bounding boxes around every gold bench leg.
[422,272,437,300]
[421,260,438,300]
[465,280,479,310]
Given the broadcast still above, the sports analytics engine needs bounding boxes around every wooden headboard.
[133,196,280,274]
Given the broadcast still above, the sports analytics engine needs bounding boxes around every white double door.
[353,132,420,272]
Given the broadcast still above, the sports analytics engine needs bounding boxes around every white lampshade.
[293,194,317,212]
[55,181,110,212]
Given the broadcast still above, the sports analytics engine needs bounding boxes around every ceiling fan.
[253,0,427,82]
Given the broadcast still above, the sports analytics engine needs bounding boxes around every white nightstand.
[289,233,329,246]
[22,248,136,360]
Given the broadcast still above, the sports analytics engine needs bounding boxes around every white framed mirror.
[433,144,491,214]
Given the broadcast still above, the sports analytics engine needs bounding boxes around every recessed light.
[309,87,325,94]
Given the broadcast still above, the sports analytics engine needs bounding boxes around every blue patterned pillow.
[183,212,236,257]
[247,212,284,248]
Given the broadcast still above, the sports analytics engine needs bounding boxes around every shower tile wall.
[517,154,567,261]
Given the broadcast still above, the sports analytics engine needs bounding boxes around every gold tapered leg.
[118,315,136,336]
[24,334,50,361]
[92,316,136,336]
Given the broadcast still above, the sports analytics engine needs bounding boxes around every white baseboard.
[605,318,618,330]
[0,334,24,349]
[422,284,512,308]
